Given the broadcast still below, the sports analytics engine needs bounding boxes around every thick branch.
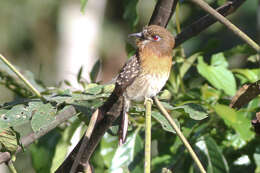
[55,95,124,172]
[149,0,178,27]
[230,81,260,109]
[175,0,246,47]
[0,106,76,164]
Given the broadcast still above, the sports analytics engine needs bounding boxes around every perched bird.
[55,25,175,172]
[101,25,175,144]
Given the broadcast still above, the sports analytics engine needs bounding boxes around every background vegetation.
[0,0,259,172]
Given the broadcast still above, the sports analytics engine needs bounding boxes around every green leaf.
[0,128,20,153]
[30,130,60,173]
[90,60,101,82]
[233,69,260,83]
[158,90,171,100]
[0,105,31,129]
[50,118,81,172]
[175,103,208,120]
[77,66,83,83]
[85,83,103,95]
[123,0,139,29]
[180,52,201,78]
[109,129,143,172]
[254,153,260,173]
[197,53,236,96]
[201,84,221,102]
[100,133,118,167]
[224,44,255,58]
[197,136,229,173]
[29,102,56,132]
[80,0,88,12]
[152,111,177,133]
[224,133,246,149]
[214,104,254,141]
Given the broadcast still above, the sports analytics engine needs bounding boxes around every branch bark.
[149,0,178,27]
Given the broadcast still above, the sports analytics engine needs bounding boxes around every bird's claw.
[144,97,153,105]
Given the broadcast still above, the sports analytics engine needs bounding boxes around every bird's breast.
[124,52,172,102]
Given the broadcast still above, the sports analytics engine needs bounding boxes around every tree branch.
[175,0,246,47]
[191,0,259,52]
[149,0,178,27]
[154,97,206,173]
[0,106,77,164]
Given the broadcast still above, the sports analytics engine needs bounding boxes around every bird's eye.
[152,35,160,41]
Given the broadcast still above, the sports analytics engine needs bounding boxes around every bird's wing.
[115,54,140,92]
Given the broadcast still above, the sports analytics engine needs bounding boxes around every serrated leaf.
[123,0,139,29]
[197,53,236,96]
[29,102,56,132]
[110,129,143,172]
[0,105,31,129]
[214,104,254,141]
[196,136,229,173]
[152,111,177,133]
[176,103,208,120]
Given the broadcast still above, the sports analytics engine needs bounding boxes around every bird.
[100,25,175,144]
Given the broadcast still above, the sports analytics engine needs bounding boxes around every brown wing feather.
[100,53,140,115]
[114,54,140,95]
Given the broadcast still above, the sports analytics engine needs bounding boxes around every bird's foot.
[144,97,153,105]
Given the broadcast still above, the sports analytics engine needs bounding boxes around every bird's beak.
[128,32,143,39]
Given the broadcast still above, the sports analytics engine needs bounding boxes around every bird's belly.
[125,73,169,102]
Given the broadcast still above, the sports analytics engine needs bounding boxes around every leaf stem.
[154,97,206,173]
[0,54,44,100]
[145,99,152,173]
[190,0,260,53]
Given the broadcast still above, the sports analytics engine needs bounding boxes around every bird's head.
[128,25,175,55]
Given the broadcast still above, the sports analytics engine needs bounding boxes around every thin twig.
[0,54,44,100]
[144,99,152,173]
[153,97,206,173]
[0,106,77,164]
[175,0,246,47]
[69,109,99,173]
[190,0,260,52]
